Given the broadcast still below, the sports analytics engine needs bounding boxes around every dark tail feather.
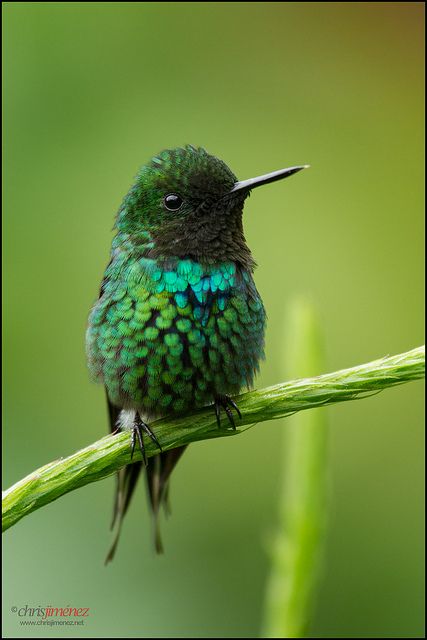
[106,393,122,532]
[145,446,188,554]
[105,462,142,564]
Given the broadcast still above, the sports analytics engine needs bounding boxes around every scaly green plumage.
[87,258,265,414]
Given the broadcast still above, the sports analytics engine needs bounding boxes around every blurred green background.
[3,2,424,638]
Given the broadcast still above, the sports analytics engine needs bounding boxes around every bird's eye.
[164,193,183,211]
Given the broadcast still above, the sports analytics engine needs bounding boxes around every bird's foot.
[131,412,162,466]
[214,395,242,431]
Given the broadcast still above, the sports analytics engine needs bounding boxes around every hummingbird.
[86,145,307,561]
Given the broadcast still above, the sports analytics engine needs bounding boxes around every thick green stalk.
[2,346,424,533]
[262,300,329,638]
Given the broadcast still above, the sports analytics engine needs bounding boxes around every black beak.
[230,164,309,193]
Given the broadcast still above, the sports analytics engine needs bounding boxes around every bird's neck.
[110,230,255,274]
[104,244,253,312]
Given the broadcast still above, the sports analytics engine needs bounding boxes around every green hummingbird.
[86,145,307,561]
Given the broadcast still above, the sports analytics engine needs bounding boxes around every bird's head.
[115,145,307,269]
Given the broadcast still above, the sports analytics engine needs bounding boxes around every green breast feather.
[86,257,266,417]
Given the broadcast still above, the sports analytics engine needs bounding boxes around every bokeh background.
[3,3,424,638]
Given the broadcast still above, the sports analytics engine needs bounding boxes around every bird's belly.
[87,287,266,417]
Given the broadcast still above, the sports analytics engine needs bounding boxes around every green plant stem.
[262,300,329,638]
[2,346,424,533]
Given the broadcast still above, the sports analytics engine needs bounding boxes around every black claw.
[224,405,236,430]
[214,402,221,429]
[135,424,147,466]
[227,397,242,420]
[214,395,242,431]
[130,428,137,460]
[130,412,162,467]
[142,422,163,453]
